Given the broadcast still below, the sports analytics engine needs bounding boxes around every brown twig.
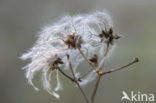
[90,75,101,103]
[77,47,96,71]
[57,67,75,82]
[90,58,139,103]
[76,41,97,81]
[104,43,109,57]
[90,43,110,103]
[99,43,109,70]
[78,69,93,81]
[67,54,89,103]
[101,58,139,75]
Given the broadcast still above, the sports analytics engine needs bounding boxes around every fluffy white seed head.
[20,10,117,98]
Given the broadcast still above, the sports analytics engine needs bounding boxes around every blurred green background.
[0,0,156,103]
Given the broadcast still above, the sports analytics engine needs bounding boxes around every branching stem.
[58,67,75,82]
[77,47,96,71]
[78,69,93,81]
[67,54,89,103]
[90,43,110,103]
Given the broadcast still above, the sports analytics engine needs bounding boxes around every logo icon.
[121,91,154,102]
[121,91,131,101]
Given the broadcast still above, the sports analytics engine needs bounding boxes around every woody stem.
[90,74,101,103]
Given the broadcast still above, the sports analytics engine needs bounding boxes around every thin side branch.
[104,43,109,57]
[101,58,139,76]
[77,47,96,70]
[99,43,109,70]
[67,54,89,103]
[57,67,75,82]
[78,69,93,81]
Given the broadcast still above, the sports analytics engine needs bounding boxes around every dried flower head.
[20,10,120,98]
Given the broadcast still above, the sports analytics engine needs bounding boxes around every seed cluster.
[20,11,120,98]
